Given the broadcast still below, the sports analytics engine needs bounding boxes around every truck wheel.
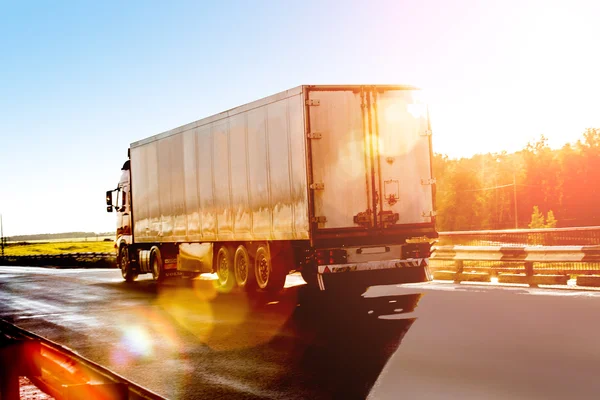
[119,245,137,282]
[234,245,256,289]
[150,247,165,281]
[255,246,286,292]
[216,246,235,291]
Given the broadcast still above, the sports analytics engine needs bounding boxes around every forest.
[434,128,600,231]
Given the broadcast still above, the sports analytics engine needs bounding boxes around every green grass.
[7,235,114,244]
[3,241,116,256]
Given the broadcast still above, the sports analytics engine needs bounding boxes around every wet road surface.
[1,267,600,399]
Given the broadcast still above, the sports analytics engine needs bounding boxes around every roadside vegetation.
[435,128,600,231]
[6,232,113,242]
[3,241,115,256]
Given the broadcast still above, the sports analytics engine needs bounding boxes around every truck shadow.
[97,278,423,399]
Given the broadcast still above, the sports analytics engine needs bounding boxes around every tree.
[529,206,545,229]
[545,211,557,228]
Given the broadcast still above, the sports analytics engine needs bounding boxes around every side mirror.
[107,205,113,213]
[106,190,113,206]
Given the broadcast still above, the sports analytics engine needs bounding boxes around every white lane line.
[10,298,64,314]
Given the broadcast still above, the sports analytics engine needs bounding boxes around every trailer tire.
[234,245,256,290]
[119,245,137,282]
[150,246,165,282]
[255,246,286,292]
[216,246,235,291]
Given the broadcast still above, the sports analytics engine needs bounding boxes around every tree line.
[434,128,600,231]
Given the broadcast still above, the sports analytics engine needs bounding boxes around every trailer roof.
[130,84,418,148]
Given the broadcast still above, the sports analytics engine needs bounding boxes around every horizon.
[3,131,592,238]
[2,1,599,236]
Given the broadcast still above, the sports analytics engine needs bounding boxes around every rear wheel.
[234,245,255,289]
[118,245,137,282]
[255,245,286,292]
[216,246,235,291]
[151,247,165,281]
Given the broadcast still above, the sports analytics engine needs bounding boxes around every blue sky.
[1,0,599,235]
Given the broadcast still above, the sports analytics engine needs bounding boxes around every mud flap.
[317,266,430,292]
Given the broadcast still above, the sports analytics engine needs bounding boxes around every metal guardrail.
[430,245,600,287]
[0,252,116,268]
[438,226,600,247]
[0,318,165,400]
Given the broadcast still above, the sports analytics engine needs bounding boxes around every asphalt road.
[1,267,600,399]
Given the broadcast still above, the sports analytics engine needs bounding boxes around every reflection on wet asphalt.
[163,282,421,399]
[4,268,600,399]
[0,269,421,399]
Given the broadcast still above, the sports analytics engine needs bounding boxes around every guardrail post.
[0,371,19,400]
[454,260,464,283]
[0,341,21,400]
[524,261,537,288]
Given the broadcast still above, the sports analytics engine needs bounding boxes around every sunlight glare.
[123,325,154,356]
[111,324,156,367]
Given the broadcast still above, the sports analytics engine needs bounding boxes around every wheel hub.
[239,257,247,277]
[259,258,269,283]
[120,248,128,276]
[220,258,229,281]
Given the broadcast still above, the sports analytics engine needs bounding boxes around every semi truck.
[106,85,437,292]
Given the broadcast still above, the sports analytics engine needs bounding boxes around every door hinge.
[310,183,325,190]
[306,99,320,106]
[354,209,373,227]
[422,211,437,218]
[312,216,327,223]
[420,129,432,137]
[379,211,399,226]
[421,178,436,185]
[307,132,322,139]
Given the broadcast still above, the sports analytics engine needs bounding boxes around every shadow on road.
[95,278,423,399]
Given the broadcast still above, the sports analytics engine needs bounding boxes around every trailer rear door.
[373,88,435,226]
[306,86,434,234]
[306,88,374,230]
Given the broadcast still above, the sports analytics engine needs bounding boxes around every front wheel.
[118,245,137,282]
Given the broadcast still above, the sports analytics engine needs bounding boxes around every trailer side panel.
[131,87,309,243]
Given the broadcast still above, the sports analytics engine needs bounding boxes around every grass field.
[7,235,114,244]
[2,241,116,256]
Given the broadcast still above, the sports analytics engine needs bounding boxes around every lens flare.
[109,307,182,368]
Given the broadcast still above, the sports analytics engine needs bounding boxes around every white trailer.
[107,85,437,291]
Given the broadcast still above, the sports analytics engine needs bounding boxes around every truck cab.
[106,160,133,278]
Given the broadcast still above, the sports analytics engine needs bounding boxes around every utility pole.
[0,214,4,258]
[513,174,518,229]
